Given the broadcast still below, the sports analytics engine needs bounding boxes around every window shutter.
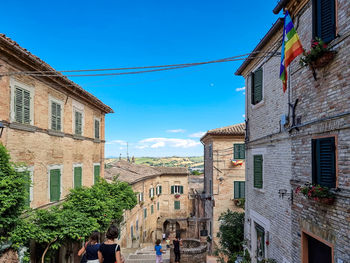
[157,202,159,210]
[171,185,174,194]
[234,144,245,159]
[180,185,184,194]
[144,208,147,218]
[56,104,61,131]
[95,120,100,139]
[75,111,79,134]
[254,155,263,188]
[51,102,57,130]
[159,185,162,194]
[94,165,100,184]
[19,171,31,206]
[313,137,336,188]
[151,205,154,214]
[234,144,239,159]
[253,69,263,104]
[23,90,30,124]
[314,0,336,43]
[234,181,240,199]
[240,182,245,198]
[251,72,255,105]
[15,87,24,123]
[149,188,152,197]
[50,169,61,202]
[240,145,245,159]
[74,167,82,189]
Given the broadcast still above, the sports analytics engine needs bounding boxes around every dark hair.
[156,239,161,245]
[89,231,99,242]
[106,225,119,240]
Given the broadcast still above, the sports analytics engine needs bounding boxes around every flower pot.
[310,51,336,69]
[318,197,335,205]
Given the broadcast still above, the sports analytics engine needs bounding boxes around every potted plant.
[295,183,335,205]
[233,198,245,209]
[300,38,336,69]
[174,194,181,198]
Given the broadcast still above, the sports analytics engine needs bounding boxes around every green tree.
[0,143,30,240]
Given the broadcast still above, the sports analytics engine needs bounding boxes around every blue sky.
[2,0,281,157]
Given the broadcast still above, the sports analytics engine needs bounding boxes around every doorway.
[302,231,333,263]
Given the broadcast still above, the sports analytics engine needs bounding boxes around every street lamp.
[0,122,4,138]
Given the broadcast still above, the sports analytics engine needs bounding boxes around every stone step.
[126,259,170,263]
[128,254,170,259]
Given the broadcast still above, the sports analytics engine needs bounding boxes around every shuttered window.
[253,155,263,189]
[50,169,61,202]
[174,201,180,210]
[94,165,100,184]
[75,111,83,135]
[171,185,183,194]
[74,166,82,189]
[234,181,245,199]
[14,87,31,124]
[149,188,154,198]
[312,137,336,188]
[151,205,154,214]
[95,119,100,139]
[19,170,31,206]
[157,202,159,211]
[139,193,144,202]
[51,102,62,131]
[313,0,336,43]
[251,69,263,105]
[144,208,147,218]
[234,144,245,159]
[156,185,162,195]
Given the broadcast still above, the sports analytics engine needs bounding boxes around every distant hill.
[105,156,204,170]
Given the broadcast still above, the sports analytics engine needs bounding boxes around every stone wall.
[170,239,207,263]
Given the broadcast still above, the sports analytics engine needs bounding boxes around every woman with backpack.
[78,231,100,263]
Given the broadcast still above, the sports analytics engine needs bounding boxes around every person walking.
[165,237,170,249]
[98,225,123,263]
[155,239,165,263]
[78,231,100,263]
[173,235,182,263]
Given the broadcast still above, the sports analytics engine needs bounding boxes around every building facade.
[200,123,246,247]
[0,34,113,208]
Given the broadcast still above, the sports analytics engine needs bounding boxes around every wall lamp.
[0,122,4,138]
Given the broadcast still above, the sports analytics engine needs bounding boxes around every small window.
[139,193,144,203]
[151,205,154,214]
[94,164,100,184]
[14,87,31,124]
[312,137,336,188]
[18,170,31,206]
[149,187,154,198]
[234,144,245,159]
[74,166,82,189]
[157,202,160,211]
[94,119,100,139]
[256,223,265,261]
[136,220,139,231]
[234,181,245,199]
[51,101,62,131]
[50,168,61,202]
[171,185,184,194]
[144,208,147,218]
[253,155,263,189]
[312,0,336,43]
[156,185,162,195]
[74,111,83,135]
[131,225,133,239]
[174,201,180,210]
[251,68,263,105]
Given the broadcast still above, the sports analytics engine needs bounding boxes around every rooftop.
[200,122,245,141]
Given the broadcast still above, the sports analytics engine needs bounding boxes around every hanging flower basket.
[310,50,336,69]
[174,194,181,198]
[295,183,335,205]
[300,38,336,69]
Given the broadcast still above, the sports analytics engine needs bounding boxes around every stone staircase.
[125,245,170,263]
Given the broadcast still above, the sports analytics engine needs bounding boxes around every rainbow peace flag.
[280,11,303,92]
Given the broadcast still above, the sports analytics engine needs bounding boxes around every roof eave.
[273,0,290,14]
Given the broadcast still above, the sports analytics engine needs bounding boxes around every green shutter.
[157,202,159,210]
[314,0,336,43]
[253,155,263,188]
[23,90,30,124]
[144,208,147,218]
[19,171,31,206]
[94,165,100,184]
[180,185,184,194]
[234,144,245,159]
[95,120,100,139]
[50,169,61,202]
[56,104,61,131]
[234,181,240,199]
[15,87,23,123]
[74,166,82,189]
[75,111,82,135]
[159,185,162,194]
[240,182,245,198]
[149,188,152,197]
[151,205,154,214]
[174,201,180,210]
[171,185,174,194]
[252,69,263,105]
[51,102,57,130]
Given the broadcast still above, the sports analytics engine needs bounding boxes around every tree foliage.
[0,143,30,239]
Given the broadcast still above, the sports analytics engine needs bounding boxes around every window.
[94,118,100,139]
[255,223,265,261]
[14,87,31,124]
[253,155,263,189]
[151,205,154,214]
[139,192,144,203]
[18,169,32,206]
[312,137,336,188]
[131,225,134,239]
[51,101,62,131]
[312,0,336,43]
[174,201,180,210]
[171,185,184,194]
[144,208,147,218]
[136,220,139,231]
[74,111,83,135]
[251,68,263,105]
[234,181,245,199]
[74,166,82,189]
[157,202,160,211]
[234,144,245,159]
[49,168,61,202]
[149,187,154,198]
[94,164,100,184]
[156,185,162,195]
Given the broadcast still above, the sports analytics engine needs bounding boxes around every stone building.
[105,160,195,248]
[0,34,113,208]
[236,0,350,262]
[200,123,246,248]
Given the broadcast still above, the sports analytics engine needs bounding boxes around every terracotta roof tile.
[201,123,245,141]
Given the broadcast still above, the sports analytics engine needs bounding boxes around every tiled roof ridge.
[0,34,113,113]
[201,122,245,141]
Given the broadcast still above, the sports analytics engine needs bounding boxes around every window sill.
[93,138,101,143]
[251,100,265,110]
[73,134,84,140]
[48,129,64,137]
[9,122,36,132]
[253,188,265,194]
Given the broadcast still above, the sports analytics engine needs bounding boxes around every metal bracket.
[288,99,299,133]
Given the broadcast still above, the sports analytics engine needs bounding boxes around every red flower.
[265,240,270,246]
[295,186,301,194]
[323,44,327,49]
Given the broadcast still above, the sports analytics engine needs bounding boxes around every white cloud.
[139,138,200,149]
[242,114,245,118]
[106,139,127,145]
[189,131,206,138]
[236,86,245,92]
[166,129,186,133]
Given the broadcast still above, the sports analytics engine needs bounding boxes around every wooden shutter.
[171,185,174,194]
[314,0,336,43]
[157,202,159,210]
[254,155,263,188]
[174,201,180,210]
[23,90,30,124]
[240,182,245,198]
[51,102,57,130]
[74,166,82,189]
[234,181,240,199]
[15,87,23,123]
[56,104,61,131]
[149,188,152,197]
[75,111,82,135]
[159,185,162,194]
[144,208,147,218]
[151,205,154,214]
[253,69,263,104]
[95,120,100,139]
[19,171,31,206]
[94,165,100,184]
[234,144,245,159]
[50,169,61,202]
[180,185,184,194]
[312,137,336,188]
